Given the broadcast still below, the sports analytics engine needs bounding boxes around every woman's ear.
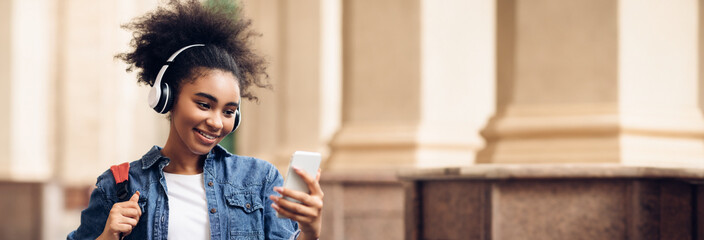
[167,112,175,122]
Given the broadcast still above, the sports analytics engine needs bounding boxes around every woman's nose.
[206,114,224,131]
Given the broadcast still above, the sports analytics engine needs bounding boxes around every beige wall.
[343,0,422,123]
[514,0,618,106]
[1,0,704,239]
[419,0,496,166]
[0,0,164,184]
[1,0,699,184]
[239,0,342,171]
[325,0,496,171]
[479,0,704,167]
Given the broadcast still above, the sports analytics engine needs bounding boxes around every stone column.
[237,0,281,167]
[239,0,342,170]
[326,0,496,171]
[700,0,704,113]
[0,0,57,181]
[0,0,12,179]
[56,0,164,185]
[478,0,704,167]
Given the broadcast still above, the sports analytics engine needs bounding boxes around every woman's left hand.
[270,168,324,240]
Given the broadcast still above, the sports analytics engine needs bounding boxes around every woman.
[67,1,323,239]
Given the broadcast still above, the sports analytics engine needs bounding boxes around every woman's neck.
[161,126,205,175]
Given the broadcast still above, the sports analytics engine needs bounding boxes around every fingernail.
[271,203,278,209]
[273,187,283,193]
[269,195,279,201]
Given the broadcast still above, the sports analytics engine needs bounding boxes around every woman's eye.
[197,102,210,109]
[224,110,235,116]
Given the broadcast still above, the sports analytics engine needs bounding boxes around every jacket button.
[245,203,251,209]
[208,181,213,187]
[210,208,217,213]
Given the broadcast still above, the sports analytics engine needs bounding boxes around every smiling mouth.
[195,129,217,140]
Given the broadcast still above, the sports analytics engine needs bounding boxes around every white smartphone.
[277,151,321,218]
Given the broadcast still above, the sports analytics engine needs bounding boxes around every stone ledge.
[398,164,704,181]
[320,171,400,183]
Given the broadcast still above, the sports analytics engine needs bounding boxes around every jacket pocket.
[225,187,264,213]
[224,186,265,240]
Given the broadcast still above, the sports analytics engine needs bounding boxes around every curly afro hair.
[116,0,269,104]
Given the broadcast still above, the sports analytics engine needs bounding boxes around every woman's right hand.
[97,191,142,240]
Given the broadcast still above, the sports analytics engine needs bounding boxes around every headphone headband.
[166,44,205,62]
[148,44,205,112]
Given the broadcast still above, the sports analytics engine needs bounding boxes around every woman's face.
[170,68,240,156]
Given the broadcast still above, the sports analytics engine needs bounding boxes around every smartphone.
[277,151,321,218]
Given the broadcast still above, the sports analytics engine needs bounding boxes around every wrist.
[96,232,119,240]
[297,231,319,240]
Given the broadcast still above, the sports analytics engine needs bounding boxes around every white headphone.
[147,44,241,132]
[148,44,204,113]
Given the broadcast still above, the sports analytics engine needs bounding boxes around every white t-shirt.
[164,172,210,240]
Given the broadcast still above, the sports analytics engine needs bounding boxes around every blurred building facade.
[0,0,703,239]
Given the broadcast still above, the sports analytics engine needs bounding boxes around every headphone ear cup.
[151,81,167,113]
[153,82,173,114]
[232,108,241,133]
[161,82,174,113]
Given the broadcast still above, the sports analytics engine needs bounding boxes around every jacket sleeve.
[262,164,300,240]
[67,176,113,240]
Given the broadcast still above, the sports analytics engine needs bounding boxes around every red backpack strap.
[110,162,130,183]
[110,162,131,201]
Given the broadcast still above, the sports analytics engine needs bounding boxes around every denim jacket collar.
[140,144,232,170]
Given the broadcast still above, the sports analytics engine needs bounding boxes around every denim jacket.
[67,145,300,240]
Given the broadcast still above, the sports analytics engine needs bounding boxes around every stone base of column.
[400,165,704,240]
[477,104,704,167]
[326,122,482,171]
[319,172,405,240]
[0,181,46,239]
